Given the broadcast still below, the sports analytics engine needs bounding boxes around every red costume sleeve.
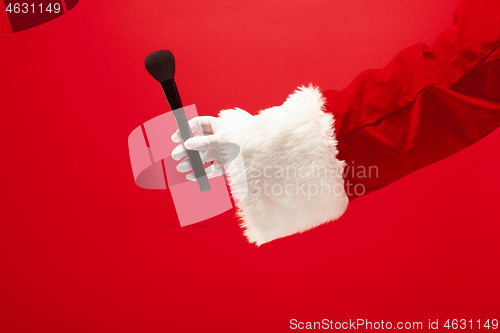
[191,0,500,244]
[325,0,500,199]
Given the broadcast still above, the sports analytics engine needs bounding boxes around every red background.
[1,0,499,332]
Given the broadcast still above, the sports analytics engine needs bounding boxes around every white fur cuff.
[218,86,349,245]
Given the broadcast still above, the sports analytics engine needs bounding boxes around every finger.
[171,143,187,161]
[177,158,193,172]
[172,140,213,161]
[186,164,223,181]
[176,151,215,173]
[171,116,217,143]
[171,129,182,143]
[184,133,221,150]
[186,163,223,180]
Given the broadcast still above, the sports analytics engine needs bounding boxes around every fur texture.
[217,86,349,245]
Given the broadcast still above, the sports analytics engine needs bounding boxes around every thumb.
[184,133,220,150]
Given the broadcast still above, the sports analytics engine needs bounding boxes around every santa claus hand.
[171,116,225,180]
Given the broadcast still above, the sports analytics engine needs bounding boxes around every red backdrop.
[1,0,499,332]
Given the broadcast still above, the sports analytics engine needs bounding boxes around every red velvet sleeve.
[324,0,500,200]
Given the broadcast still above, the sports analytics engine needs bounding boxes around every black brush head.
[145,50,175,82]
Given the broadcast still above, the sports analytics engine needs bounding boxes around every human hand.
[171,116,225,180]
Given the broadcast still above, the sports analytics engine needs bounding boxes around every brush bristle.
[145,50,175,82]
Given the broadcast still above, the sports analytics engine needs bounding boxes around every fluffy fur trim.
[218,86,349,245]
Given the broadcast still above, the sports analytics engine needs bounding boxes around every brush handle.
[160,79,210,193]
[173,108,211,193]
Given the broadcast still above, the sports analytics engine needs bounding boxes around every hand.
[171,116,225,180]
